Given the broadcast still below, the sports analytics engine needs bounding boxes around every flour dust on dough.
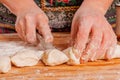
[0,56,11,73]
[11,50,41,67]
[0,41,25,57]
[63,47,80,65]
[63,45,120,65]
[42,49,69,66]
[107,44,120,59]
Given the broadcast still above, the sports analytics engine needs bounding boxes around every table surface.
[0,33,120,80]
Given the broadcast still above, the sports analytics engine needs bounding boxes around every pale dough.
[109,44,120,59]
[63,44,120,65]
[0,56,11,73]
[63,47,80,65]
[11,50,43,67]
[42,49,69,66]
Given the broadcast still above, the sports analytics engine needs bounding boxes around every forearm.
[80,0,113,15]
[0,0,38,15]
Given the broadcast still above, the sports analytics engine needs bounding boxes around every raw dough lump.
[42,49,69,66]
[63,47,80,65]
[0,56,11,73]
[11,50,40,67]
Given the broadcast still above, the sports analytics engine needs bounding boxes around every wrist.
[1,0,38,15]
[80,0,113,15]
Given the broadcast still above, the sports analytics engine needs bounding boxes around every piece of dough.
[42,49,69,66]
[11,50,40,67]
[35,51,44,60]
[110,44,120,58]
[0,56,11,73]
[63,45,120,65]
[63,47,80,65]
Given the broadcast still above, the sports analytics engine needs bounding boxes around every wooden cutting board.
[0,33,120,80]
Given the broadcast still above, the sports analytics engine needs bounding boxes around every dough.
[11,50,40,67]
[37,33,55,50]
[34,51,44,60]
[110,44,120,59]
[0,56,11,73]
[63,47,80,65]
[0,41,24,57]
[63,45,120,65]
[42,49,69,66]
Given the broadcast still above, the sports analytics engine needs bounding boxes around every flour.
[0,41,44,57]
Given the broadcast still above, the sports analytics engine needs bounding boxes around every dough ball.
[63,47,80,65]
[42,49,69,66]
[0,56,11,73]
[11,50,40,67]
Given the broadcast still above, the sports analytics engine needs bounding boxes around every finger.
[74,21,92,59]
[37,23,53,43]
[81,26,102,63]
[15,19,26,41]
[94,31,111,60]
[15,26,24,40]
[25,16,37,44]
[94,20,116,60]
[70,18,79,46]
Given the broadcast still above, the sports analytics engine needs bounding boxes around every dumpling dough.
[63,47,80,65]
[42,49,69,66]
[11,50,41,67]
[63,45,120,65]
[109,44,120,59]
[0,56,11,73]
[34,51,44,60]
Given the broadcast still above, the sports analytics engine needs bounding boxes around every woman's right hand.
[15,5,53,44]
[1,0,53,44]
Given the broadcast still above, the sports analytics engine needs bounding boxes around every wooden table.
[0,33,120,80]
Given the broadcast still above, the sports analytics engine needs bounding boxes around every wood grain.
[0,33,120,80]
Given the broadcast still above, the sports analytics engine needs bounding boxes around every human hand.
[15,5,53,44]
[71,6,117,63]
[1,0,53,44]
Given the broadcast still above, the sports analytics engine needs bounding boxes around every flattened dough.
[0,56,11,73]
[42,49,69,66]
[11,50,41,67]
[63,47,80,65]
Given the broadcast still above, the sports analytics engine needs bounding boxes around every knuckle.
[37,14,49,22]
[24,14,32,20]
